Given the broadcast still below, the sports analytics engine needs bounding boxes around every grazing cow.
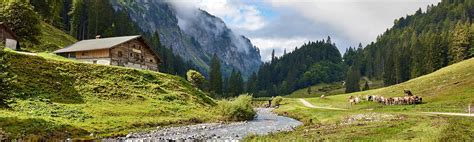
[365,95,373,101]
[404,89,413,96]
[354,96,361,104]
[348,96,360,105]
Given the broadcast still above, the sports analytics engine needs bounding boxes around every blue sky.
[176,0,441,61]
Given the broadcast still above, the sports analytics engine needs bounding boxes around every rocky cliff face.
[110,0,262,78]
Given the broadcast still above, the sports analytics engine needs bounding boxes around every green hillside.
[286,79,384,98]
[25,22,77,52]
[303,57,474,111]
[247,58,474,141]
[0,49,223,138]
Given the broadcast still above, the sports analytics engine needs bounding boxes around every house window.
[82,52,88,56]
[150,59,153,63]
[118,51,123,57]
[130,53,133,57]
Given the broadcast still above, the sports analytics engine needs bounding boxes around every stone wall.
[77,58,111,65]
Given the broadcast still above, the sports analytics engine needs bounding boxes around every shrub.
[216,94,256,121]
[271,96,283,107]
[0,2,41,43]
[186,70,206,90]
[0,50,16,107]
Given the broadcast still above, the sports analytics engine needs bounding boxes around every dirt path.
[298,98,347,110]
[14,51,37,56]
[421,112,474,117]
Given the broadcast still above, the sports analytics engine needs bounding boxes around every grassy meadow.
[0,49,254,139]
[246,58,474,141]
[286,80,384,98]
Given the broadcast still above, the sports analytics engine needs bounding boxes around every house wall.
[75,49,110,59]
[77,58,111,65]
[110,39,159,71]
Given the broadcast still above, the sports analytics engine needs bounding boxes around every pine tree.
[246,72,258,94]
[345,65,360,93]
[209,55,223,96]
[69,0,87,40]
[271,49,276,62]
[449,22,470,64]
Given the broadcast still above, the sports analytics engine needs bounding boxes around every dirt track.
[298,98,347,110]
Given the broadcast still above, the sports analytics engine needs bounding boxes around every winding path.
[298,98,347,110]
[298,98,473,117]
[421,112,474,117]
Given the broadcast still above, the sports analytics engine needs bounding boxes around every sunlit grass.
[246,58,474,141]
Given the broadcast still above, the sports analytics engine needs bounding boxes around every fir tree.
[345,66,360,93]
[209,55,223,96]
[449,22,470,64]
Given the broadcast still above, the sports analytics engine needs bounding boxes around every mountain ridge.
[111,0,262,78]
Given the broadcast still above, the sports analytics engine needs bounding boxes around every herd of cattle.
[349,90,423,105]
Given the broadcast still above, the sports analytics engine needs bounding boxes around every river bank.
[106,108,302,141]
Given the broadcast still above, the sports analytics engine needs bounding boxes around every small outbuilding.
[0,22,19,50]
[54,35,161,72]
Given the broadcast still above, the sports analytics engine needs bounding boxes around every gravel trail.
[104,108,302,141]
[299,98,347,110]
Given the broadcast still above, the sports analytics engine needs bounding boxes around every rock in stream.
[104,108,302,142]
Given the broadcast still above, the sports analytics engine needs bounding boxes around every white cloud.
[196,0,266,31]
[267,0,441,46]
[252,37,310,61]
[170,0,442,62]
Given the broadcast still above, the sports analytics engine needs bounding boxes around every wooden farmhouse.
[54,35,161,71]
[0,22,19,50]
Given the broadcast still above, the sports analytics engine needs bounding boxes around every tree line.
[343,0,474,89]
[0,0,195,77]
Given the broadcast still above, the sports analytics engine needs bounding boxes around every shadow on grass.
[5,52,84,104]
[0,117,89,139]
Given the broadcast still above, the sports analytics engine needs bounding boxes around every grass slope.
[246,58,474,141]
[22,22,77,52]
[0,50,218,139]
[286,79,384,98]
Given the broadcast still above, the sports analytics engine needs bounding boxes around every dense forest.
[246,38,346,97]
[0,0,195,77]
[344,0,474,86]
[245,0,474,97]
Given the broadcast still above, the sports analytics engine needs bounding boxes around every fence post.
[469,103,471,116]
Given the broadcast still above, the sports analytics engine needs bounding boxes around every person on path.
[268,96,274,108]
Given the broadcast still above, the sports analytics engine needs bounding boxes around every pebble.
[110,108,302,141]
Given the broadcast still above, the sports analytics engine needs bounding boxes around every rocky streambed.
[104,108,302,141]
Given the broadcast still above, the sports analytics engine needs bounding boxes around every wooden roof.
[55,35,162,62]
[0,22,19,40]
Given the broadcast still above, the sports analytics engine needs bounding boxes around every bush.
[216,94,256,121]
[0,50,16,107]
[271,96,283,107]
[0,2,41,43]
[186,70,206,90]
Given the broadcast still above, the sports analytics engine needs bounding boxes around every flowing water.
[103,108,302,142]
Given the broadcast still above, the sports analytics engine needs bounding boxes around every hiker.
[268,96,274,108]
